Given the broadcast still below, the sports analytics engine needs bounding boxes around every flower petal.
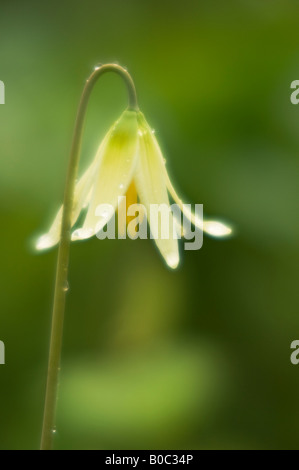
[202,220,232,237]
[161,157,232,238]
[134,113,179,269]
[35,158,99,250]
[75,110,139,240]
[35,120,114,250]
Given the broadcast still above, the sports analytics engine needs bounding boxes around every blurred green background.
[1,0,299,450]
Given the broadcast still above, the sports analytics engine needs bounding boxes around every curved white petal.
[136,114,232,240]
[76,110,139,240]
[36,121,113,250]
[134,114,179,269]
[161,157,232,238]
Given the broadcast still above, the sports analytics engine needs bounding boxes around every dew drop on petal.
[119,183,124,190]
[98,207,110,218]
[138,129,143,137]
[151,129,155,134]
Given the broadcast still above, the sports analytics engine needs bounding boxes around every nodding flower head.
[36,109,231,269]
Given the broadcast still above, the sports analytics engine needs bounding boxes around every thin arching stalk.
[40,64,139,450]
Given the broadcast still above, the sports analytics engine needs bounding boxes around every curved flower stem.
[40,64,139,450]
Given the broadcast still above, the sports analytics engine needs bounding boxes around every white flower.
[36,109,231,269]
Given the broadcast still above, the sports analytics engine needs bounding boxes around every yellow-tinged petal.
[134,113,179,269]
[74,110,139,240]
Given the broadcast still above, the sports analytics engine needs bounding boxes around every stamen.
[126,181,138,227]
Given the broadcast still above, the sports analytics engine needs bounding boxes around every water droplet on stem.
[63,281,69,292]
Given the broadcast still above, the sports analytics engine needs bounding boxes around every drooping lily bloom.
[36,109,231,268]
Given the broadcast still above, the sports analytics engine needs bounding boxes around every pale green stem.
[40,64,139,450]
